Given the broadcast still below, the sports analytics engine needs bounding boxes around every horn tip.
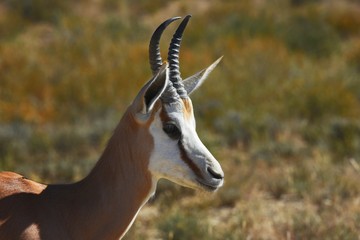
[182,15,192,24]
[172,16,182,20]
[168,16,182,23]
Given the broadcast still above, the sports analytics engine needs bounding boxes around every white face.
[148,98,224,191]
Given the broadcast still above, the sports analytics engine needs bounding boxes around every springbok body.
[0,15,224,240]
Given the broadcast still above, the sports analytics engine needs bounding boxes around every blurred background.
[1,0,360,239]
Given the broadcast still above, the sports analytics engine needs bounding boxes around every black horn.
[149,17,181,75]
[167,15,191,98]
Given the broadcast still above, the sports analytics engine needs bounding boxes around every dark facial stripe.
[160,105,203,179]
[178,140,203,179]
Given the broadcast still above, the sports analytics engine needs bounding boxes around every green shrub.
[4,0,70,23]
[326,119,360,161]
[284,77,359,122]
[158,210,211,240]
[279,14,339,57]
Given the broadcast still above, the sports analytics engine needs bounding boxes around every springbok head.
[130,15,224,191]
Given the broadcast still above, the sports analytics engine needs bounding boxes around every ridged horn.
[149,17,181,75]
[167,15,191,98]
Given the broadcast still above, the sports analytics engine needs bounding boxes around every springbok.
[0,15,224,240]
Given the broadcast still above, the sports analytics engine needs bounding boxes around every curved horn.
[149,17,181,75]
[167,15,191,98]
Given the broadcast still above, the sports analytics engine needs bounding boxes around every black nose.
[207,167,224,180]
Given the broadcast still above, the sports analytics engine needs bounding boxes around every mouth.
[194,166,224,191]
[196,178,223,192]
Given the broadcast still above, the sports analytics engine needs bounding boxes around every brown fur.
[181,98,194,120]
[0,107,156,240]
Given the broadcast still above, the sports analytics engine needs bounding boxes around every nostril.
[207,167,224,180]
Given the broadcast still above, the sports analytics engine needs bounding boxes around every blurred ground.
[1,0,360,239]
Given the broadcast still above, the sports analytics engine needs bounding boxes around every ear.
[183,56,222,95]
[132,63,169,119]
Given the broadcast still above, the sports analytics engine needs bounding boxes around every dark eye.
[163,122,181,140]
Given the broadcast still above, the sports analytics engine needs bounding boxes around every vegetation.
[1,0,360,238]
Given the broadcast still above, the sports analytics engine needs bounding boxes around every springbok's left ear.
[183,56,222,95]
[132,63,169,120]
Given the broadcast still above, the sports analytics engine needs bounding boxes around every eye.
[163,122,181,140]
